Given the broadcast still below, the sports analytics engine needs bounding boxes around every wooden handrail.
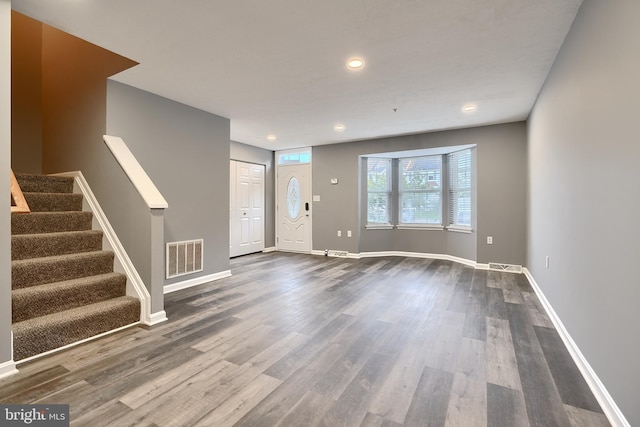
[10,169,30,213]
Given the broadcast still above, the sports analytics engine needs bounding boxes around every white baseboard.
[164,270,232,294]
[0,360,18,380]
[523,268,630,427]
[310,249,475,265]
[147,310,168,326]
[16,322,140,365]
[263,246,277,253]
[357,250,477,268]
[310,250,522,272]
[309,249,527,274]
[310,249,358,259]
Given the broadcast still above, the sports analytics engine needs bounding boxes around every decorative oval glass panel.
[287,177,301,219]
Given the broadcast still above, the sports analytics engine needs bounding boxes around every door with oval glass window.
[277,163,311,252]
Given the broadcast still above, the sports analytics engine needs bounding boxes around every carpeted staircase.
[11,173,140,361]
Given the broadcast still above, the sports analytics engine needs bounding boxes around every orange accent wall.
[11,11,137,174]
[11,12,43,173]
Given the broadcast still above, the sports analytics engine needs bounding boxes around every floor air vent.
[327,250,349,257]
[488,263,523,273]
[167,239,203,279]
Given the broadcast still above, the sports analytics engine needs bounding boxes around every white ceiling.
[14,0,583,151]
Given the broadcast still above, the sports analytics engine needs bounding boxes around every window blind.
[399,156,442,224]
[448,149,471,227]
[367,158,392,224]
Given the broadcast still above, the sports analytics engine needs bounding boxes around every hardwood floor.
[0,252,610,426]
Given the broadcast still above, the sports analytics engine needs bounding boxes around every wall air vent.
[488,263,523,273]
[166,239,203,279]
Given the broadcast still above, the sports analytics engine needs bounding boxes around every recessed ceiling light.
[462,104,477,113]
[346,57,365,70]
[266,134,277,142]
[334,123,346,132]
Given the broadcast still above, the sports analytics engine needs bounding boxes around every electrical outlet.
[347,230,352,237]
[337,230,341,237]
[487,236,493,245]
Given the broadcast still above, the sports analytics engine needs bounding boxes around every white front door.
[230,160,265,257]
[277,163,311,252]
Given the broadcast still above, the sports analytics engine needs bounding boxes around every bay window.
[366,147,473,230]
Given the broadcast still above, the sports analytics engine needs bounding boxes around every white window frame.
[398,156,443,229]
[366,157,393,227]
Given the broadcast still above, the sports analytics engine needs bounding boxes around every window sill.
[366,224,394,230]
[446,225,473,234]
[366,224,472,233]
[396,224,444,231]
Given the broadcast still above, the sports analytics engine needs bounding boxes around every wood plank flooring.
[0,252,610,426]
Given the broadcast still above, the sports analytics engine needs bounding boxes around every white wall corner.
[0,331,17,379]
[523,268,630,427]
[164,270,232,294]
[0,360,18,380]
[146,310,168,326]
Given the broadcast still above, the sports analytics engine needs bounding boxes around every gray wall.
[312,122,527,265]
[1,0,12,366]
[107,81,231,286]
[528,0,639,424]
[93,159,165,312]
[230,141,275,248]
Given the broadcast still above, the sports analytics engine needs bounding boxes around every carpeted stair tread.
[12,272,127,323]
[12,230,104,260]
[11,172,141,361]
[13,296,140,361]
[12,251,115,289]
[14,173,74,194]
[11,211,93,235]
[23,192,84,212]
